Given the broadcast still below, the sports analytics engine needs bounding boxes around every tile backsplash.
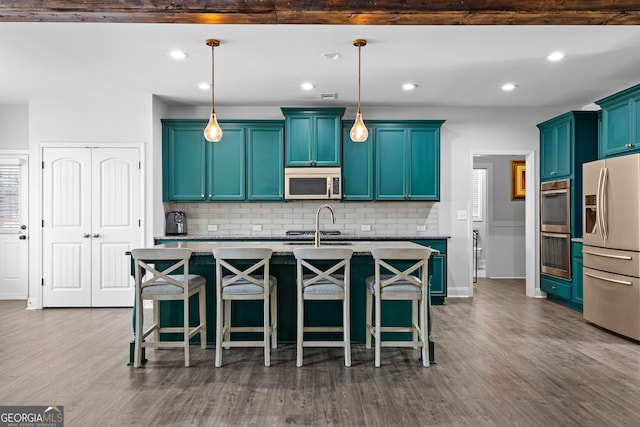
[166,201,439,237]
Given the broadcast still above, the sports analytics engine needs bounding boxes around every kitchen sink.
[282,241,353,246]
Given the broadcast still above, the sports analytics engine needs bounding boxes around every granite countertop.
[156,240,435,256]
[156,234,451,241]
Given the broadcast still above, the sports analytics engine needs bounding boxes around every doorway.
[471,152,536,297]
[0,154,29,299]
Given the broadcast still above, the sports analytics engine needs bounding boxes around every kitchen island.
[130,240,439,364]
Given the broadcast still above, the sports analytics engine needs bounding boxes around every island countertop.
[155,240,431,256]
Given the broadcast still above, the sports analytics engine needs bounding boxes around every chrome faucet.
[314,204,335,247]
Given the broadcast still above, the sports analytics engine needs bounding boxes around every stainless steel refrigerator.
[582,154,640,340]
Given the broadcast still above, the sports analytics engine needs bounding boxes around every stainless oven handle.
[585,272,632,286]
[583,250,632,260]
[596,167,604,239]
[602,167,609,240]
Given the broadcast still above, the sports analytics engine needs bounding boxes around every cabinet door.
[163,125,206,201]
[572,255,583,305]
[314,115,342,166]
[208,127,245,201]
[375,127,407,200]
[633,97,640,147]
[285,116,313,166]
[342,126,373,200]
[601,99,632,157]
[247,126,284,201]
[540,126,557,180]
[554,120,572,178]
[430,253,447,298]
[407,128,439,200]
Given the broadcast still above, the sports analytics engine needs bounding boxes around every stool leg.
[365,288,372,349]
[420,298,429,367]
[263,290,270,367]
[215,294,223,368]
[134,293,143,368]
[296,268,304,367]
[271,285,278,349]
[224,299,231,349]
[183,297,190,368]
[199,289,207,349]
[344,296,351,367]
[412,299,419,348]
[375,292,381,368]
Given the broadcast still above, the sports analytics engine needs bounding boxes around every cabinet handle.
[208,194,212,198]
[551,285,556,290]
[550,171,556,175]
[626,143,634,148]
[201,194,205,199]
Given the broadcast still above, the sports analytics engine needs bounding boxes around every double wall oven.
[540,179,571,279]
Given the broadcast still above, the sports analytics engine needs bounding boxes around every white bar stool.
[212,248,277,367]
[293,247,353,367]
[365,247,434,367]
[131,248,207,368]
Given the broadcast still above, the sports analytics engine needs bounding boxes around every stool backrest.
[213,247,273,290]
[131,248,193,292]
[370,247,434,290]
[294,247,353,289]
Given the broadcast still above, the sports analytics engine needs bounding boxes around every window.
[0,159,22,233]
[472,168,486,222]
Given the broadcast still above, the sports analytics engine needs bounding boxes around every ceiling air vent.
[320,92,338,100]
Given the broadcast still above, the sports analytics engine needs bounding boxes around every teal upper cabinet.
[539,119,571,180]
[596,83,640,158]
[282,108,345,167]
[374,121,443,201]
[342,124,373,200]
[162,120,207,201]
[538,111,598,182]
[246,125,284,201]
[162,119,284,202]
[208,125,245,201]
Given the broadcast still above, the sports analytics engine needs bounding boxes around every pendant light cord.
[210,42,215,114]
[357,43,361,114]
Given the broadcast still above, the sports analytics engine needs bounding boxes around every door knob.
[19,235,27,240]
[83,233,91,238]
[92,233,100,238]
[20,225,27,230]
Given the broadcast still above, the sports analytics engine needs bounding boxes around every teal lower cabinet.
[541,241,583,311]
[412,239,447,305]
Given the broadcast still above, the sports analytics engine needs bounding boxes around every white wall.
[0,105,29,149]
[26,91,155,308]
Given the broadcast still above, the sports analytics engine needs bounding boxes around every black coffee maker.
[165,211,187,235]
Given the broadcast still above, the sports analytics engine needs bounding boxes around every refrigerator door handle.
[583,250,633,260]
[596,167,604,239]
[601,167,609,240]
[585,272,632,286]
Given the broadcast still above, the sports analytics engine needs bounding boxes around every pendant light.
[204,39,223,142]
[350,39,368,142]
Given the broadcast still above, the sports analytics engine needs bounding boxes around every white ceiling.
[2,23,640,110]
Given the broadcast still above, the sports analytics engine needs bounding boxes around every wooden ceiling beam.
[1,1,640,25]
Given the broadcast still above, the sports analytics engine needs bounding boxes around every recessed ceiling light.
[321,52,341,60]
[501,83,518,91]
[403,83,418,91]
[546,51,566,62]
[301,82,315,90]
[168,50,188,60]
[198,82,210,90]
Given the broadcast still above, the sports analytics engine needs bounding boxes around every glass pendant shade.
[350,112,368,142]
[204,112,223,142]
[204,39,223,142]
[350,39,368,143]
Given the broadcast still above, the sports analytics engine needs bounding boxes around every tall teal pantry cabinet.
[538,111,598,311]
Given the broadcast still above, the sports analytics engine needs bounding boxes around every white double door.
[42,147,141,307]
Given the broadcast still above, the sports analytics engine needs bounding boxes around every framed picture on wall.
[511,160,525,200]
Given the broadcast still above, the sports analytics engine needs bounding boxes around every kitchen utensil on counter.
[166,211,187,235]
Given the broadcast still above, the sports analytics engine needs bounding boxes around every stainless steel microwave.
[284,167,342,200]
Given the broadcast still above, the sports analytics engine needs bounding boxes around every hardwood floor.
[2,278,640,426]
